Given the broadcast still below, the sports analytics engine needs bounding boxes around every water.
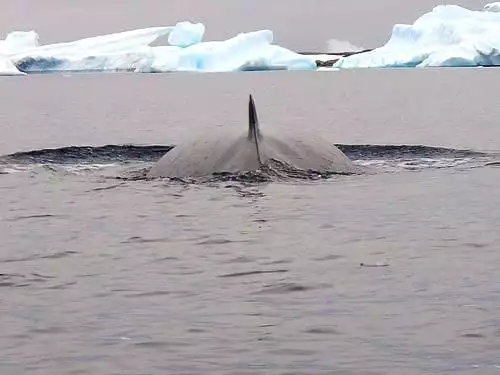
[2,67,500,375]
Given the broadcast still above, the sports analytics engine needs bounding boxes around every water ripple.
[219,269,289,278]
[0,250,78,263]
[255,282,320,294]
[122,236,171,244]
[0,272,72,289]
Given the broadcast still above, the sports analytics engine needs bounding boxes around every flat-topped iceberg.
[334,4,500,68]
[11,26,177,73]
[0,21,316,75]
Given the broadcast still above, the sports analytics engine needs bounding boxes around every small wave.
[1,144,484,165]
[336,144,485,160]
[0,272,73,289]
[219,269,289,278]
[305,326,342,335]
[121,236,170,244]
[2,144,172,165]
[0,250,78,263]
[255,282,320,294]
[8,213,59,221]
[197,237,252,245]
[0,143,495,180]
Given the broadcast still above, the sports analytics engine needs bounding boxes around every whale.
[147,95,362,178]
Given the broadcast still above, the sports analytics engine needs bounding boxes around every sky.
[0,0,485,50]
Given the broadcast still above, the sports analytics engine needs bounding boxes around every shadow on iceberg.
[334,3,500,69]
[0,21,317,75]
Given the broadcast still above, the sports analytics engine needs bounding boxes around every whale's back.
[261,132,357,174]
[147,95,361,178]
[148,132,260,178]
[147,131,359,178]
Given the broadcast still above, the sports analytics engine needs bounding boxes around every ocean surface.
[2,68,500,375]
[2,2,500,374]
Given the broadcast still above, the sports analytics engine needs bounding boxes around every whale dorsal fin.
[248,94,262,165]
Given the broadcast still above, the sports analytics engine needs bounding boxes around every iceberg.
[334,5,500,68]
[0,56,25,75]
[0,21,316,75]
[0,31,39,55]
[167,21,205,47]
[484,2,500,12]
[145,30,316,73]
[0,31,36,75]
[11,26,177,73]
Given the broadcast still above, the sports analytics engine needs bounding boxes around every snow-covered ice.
[0,21,316,75]
[5,4,500,75]
[0,56,25,75]
[0,31,39,75]
[484,2,500,12]
[167,21,205,47]
[334,5,500,69]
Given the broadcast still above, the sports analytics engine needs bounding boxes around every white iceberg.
[0,31,39,55]
[11,26,177,73]
[0,21,316,75]
[0,56,25,75]
[0,31,37,75]
[334,5,500,68]
[146,30,316,73]
[167,21,205,47]
[484,2,500,12]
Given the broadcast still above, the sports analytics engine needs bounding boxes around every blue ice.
[334,4,500,69]
[0,21,317,75]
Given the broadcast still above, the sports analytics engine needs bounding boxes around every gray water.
[2,1,500,373]
[1,68,500,375]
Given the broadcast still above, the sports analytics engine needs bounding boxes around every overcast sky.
[0,0,485,50]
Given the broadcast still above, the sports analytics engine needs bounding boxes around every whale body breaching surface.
[147,95,362,179]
